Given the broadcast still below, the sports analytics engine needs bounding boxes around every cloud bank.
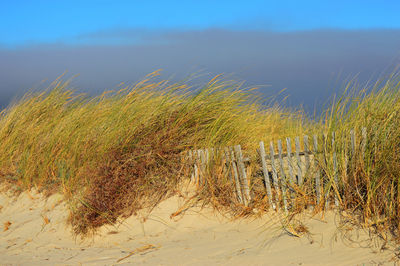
[1,28,400,113]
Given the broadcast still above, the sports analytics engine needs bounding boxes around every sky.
[1,0,400,113]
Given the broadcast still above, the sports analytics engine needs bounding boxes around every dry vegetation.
[322,72,400,239]
[0,71,305,235]
[1,70,400,240]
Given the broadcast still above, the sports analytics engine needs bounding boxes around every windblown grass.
[321,72,400,239]
[0,71,306,235]
[3,69,400,241]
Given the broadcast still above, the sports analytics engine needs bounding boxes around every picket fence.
[187,128,367,212]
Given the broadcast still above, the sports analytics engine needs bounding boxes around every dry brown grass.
[0,72,306,236]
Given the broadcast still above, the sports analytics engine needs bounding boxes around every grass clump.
[321,72,400,238]
[0,71,305,235]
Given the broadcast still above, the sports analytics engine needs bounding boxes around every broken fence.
[186,128,367,212]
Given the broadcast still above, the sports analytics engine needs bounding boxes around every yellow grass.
[1,70,400,241]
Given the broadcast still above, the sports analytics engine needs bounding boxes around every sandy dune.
[0,187,398,265]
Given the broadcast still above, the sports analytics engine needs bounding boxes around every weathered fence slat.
[259,141,275,209]
[223,147,237,201]
[313,135,321,205]
[286,137,296,185]
[277,140,289,186]
[188,150,195,183]
[199,149,206,185]
[209,148,215,162]
[276,140,289,212]
[343,134,348,190]
[194,150,200,184]
[190,150,195,183]
[270,141,284,212]
[303,135,311,173]
[234,145,251,206]
[322,133,330,208]
[295,136,303,185]
[224,147,241,204]
[223,148,233,183]
[229,147,243,204]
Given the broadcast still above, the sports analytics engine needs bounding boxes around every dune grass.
[1,70,400,240]
[320,72,400,238]
[0,71,306,235]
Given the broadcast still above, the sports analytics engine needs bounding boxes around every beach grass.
[1,70,400,240]
[321,72,400,238]
[0,71,306,234]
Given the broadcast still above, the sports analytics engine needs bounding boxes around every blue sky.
[1,0,400,46]
[1,1,400,113]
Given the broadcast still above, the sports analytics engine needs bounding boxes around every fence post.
[229,147,243,204]
[223,147,233,183]
[223,147,239,201]
[295,136,303,185]
[275,140,289,213]
[313,135,321,206]
[259,141,275,209]
[322,133,330,209]
[277,140,289,186]
[234,145,251,206]
[193,150,200,185]
[286,137,296,185]
[188,150,195,183]
[199,149,206,186]
[270,142,285,212]
[303,135,311,175]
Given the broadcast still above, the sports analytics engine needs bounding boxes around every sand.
[0,187,398,265]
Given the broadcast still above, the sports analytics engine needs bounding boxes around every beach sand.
[0,187,397,265]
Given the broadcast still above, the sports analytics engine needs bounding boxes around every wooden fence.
[187,128,367,212]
